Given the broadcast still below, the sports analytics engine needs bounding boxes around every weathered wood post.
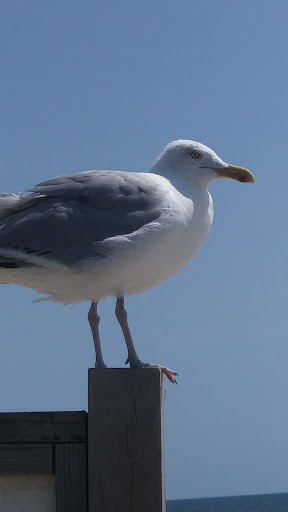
[88,368,166,512]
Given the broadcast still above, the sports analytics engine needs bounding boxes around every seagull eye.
[190,151,201,159]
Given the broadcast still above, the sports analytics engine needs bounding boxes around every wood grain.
[0,411,87,443]
[0,443,53,474]
[88,368,165,512]
[55,443,87,512]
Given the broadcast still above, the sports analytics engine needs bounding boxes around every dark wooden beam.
[0,411,87,443]
[0,443,53,474]
[88,368,165,512]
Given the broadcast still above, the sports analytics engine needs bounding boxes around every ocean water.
[166,493,288,512]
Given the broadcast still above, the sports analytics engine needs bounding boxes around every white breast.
[115,186,213,296]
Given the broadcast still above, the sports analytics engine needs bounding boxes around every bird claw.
[155,365,178,384]
[128,359,178,384]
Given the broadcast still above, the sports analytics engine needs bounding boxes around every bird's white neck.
[150,168,213,235]
[151,167,209,201]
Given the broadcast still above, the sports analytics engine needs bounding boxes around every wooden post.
[88,368,166,512]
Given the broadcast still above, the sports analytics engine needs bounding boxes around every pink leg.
[115,297,178,384]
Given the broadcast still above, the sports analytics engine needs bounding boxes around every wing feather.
[0,171,162,267]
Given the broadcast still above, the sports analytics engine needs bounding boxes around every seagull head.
[150,140,255,187]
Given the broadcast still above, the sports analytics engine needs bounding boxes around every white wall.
[0,475,55,512]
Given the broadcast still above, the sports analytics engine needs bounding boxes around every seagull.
[0,140,254,383]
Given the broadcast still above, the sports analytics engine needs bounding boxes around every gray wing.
[0,171,162,267]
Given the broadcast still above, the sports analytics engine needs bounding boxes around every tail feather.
[0,194,28,268]
[0,255,27,269]
[0,193,21,221]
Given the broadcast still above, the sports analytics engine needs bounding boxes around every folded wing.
[0,171,162,268]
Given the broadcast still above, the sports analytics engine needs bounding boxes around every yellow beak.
[213,164,255,184]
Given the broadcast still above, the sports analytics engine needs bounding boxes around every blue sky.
[0,0,288,500]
